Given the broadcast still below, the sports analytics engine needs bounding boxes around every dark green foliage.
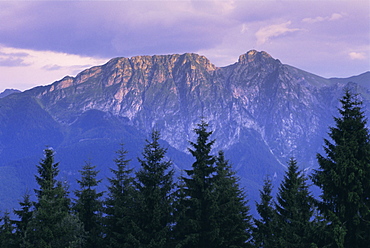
[312,90,370,247]
[34,148,60,200]
[174,121,255,247]
[104,144,136,248]
[27,148,85,248]
[13,193,33,248]
[275,158,316,247]
[253,178,277,248]
[6,91,370,248]
[55,214,86,248]
[74,161,104,248]
[131,130,175,248]
[174,121,220,248]
[172,173,188,247]
[0,211,17,248]
[214,150,253,248]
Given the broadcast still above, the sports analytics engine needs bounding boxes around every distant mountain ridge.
[0,89,21,98]
[0,50,369,213]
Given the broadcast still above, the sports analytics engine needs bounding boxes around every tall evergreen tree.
[27,148,85,248]
[312,90,370,247]
[34,148,60,200]
[172,172,188,247]
[74,161,104,248]
[104,144,136,248]
[275,158,316,248]
[131,130,175,248]
[0,211,17,248]
[253,178,277,248]
[214,150,253,248]
[13,193,33,248]
[174,121,219,248]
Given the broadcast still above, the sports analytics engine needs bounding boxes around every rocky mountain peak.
[23,50,360,160]
[177,53,216,71]
[238,50,278,65]
[49,76,74,92]
[42,52,218,97]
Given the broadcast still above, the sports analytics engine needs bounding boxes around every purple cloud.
[42,64,62,71]
[255,21,301,45]
[0,0,368,82]
[0,57,29,67]
[0,1,233,58]
[0,51,30,67]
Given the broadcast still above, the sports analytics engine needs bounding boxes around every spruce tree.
[74,161,104,248]
[0,211,17,248]
[312,90,370,247]
[214,150,253,248]
[27,148,85,248]
[253,178,277,248]
[13,193,33,248]
[34,148,60,200]
[172,172,188,247]
[275,158,316,247]
[174,121,219,248]
[104,144,136,248]
[131,130,175,248]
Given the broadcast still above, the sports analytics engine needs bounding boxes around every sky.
[0,0,369,92]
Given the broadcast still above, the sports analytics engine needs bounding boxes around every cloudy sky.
[0,0,369,92]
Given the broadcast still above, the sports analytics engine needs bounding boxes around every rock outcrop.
[30,50,347,165]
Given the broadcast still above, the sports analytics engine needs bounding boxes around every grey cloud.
[0,57,30,67]
[42,64,62,71]
[0,51,29,57]
[42,64,97,74]
[0,49,31,67]
[0,1,233,58]
[0,0,368,78]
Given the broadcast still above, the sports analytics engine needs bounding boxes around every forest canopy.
[0,91,369,248]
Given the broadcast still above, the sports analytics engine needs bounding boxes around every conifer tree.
[174,121,219,248]
[214,150,253,248]
[131,130,175,248]
[312,90,370,247]
[13,193,33,248]
[74,161,104,248]
[104,144,136,248]
[275,158,316,247]
[172,172,188,247]
[27,148,85,248]
[0,211,17,248]
[253,178,277,248]
[34,148,60,200]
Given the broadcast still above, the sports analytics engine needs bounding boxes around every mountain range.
[0,50,369,213]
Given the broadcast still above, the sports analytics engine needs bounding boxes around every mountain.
[0,89,21,98]
[0,50,369,213]
[330,71,370,88]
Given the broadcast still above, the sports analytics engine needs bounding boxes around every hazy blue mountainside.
[0,89,20,98]
[0,50,369,212]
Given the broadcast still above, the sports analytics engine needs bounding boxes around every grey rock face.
[31,50,347,166]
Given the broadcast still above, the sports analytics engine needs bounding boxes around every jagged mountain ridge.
[0,50,369,213]
[30,50,339,163]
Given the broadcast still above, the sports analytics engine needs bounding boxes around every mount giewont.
[0,50,369,211]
